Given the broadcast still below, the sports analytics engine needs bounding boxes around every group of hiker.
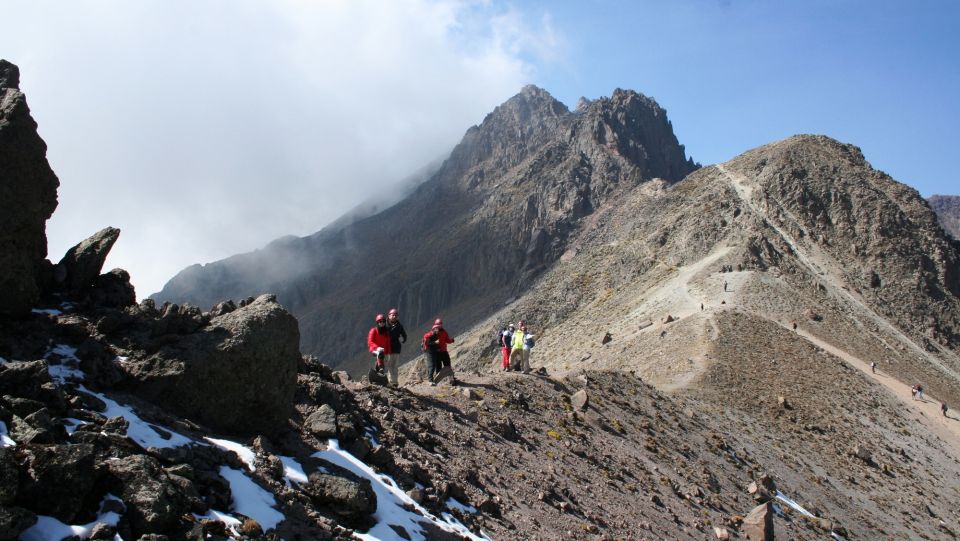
[498,322,536,373]
[366,309,455,387]
[367,309,538,385]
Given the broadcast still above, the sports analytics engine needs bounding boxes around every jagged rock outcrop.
[155,86,698,372]
[119,294,301,436]
[0,60,60,316]
[929,194,960,239]
[54,226,121,294]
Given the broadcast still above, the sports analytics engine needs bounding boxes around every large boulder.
[17,444,96,523]
[0,60,60,316]
[0,506,36,541]
[743,501,774,541]
[105,454,189,537]
[302,458,376,522]
[122,294,300,435]
[54,227,121,294]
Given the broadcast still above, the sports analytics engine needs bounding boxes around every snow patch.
[0,356,7,365]
[63,418,89,436]
[365,426,381,448]
[46,344,85,384]
[314,439,490,541]
[0,420,15,447]
[31,308,62,316]
[206,437,257,471]
[446,497,478,514]
[114,356,129,363]
[775,491,814,517]
[219,466,285,531]
[79,385,193,449]
[279,455,309,486]
[20,494,125,541]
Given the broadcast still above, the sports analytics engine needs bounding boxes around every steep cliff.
[929,194,960,239]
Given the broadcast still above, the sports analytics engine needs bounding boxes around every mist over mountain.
[930,194,960,239]
[154,85,699,371]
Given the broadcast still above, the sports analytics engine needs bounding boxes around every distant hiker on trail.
[942,402,949,417]
[870,361,876,374]
[367,314,391,374]
[510,322,535,373]
[911,385,918,400]
[724,281,728,292]
[792,321,797,331]
[433,318,456,379]
[385,308,407,387]
[917,385,924,401]
[500,324,515,371]
[422,325,441,386]
[700,303,704,311]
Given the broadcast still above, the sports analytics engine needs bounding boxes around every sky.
[2,0,958,298]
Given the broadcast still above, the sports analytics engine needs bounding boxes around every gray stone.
[55,227,121,293]
[304,468,377,521]
[0,60,60,317]
[304,404,338,438]
[90,268,136,307]
[0,449,17,505]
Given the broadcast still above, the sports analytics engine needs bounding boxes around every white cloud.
[1,0,558,298]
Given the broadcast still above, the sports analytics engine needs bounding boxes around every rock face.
[929,194,960,239]
[0,60,60,316]
[54,227,121,294]
[120,294,300,435]
[743,502,774,540]
[154,86,698,372]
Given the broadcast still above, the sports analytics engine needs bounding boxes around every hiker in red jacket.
[367,314,391,372]
[434,318,454,371]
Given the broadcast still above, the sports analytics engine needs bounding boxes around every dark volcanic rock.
[17,443,96,523]
[0,59,60,316]
[303,460,377,522]
[105,454,189,537]
[90,268,137,308]
[121,294,300,435]
[54,227,121,293]
[0,506,36,541]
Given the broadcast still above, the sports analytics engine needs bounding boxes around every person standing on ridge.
[422,325,442,385]
[500,324,515,371]
[870,361,876,374]
[385,308,407,387]
[510,321,534,372]
[367,314,391,374]
[433,318,455,374]
[942,402,949,417]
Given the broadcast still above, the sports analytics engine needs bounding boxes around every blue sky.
[1,0,957,296]
[520,0,958,195]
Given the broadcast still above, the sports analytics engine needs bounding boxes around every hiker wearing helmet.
[422,324,442,385]
[433,318,455,373]
[500,324,515,371]
[367,314,391,373]
[385,308,407,387]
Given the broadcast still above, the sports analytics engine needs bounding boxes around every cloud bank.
[2,0,557,297]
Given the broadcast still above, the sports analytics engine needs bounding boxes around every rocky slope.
[154,86,699,373]
[930,194,960,239]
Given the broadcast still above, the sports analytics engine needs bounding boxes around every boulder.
[0,506,37,541]
[0,449,17,504]
[17,444,96,523]
[742,502,774,541]
[105,454,189,537]
[89,268,137,308]
[0,59,60,317]
[571,389,589,411]
[122,294,300,435]
[304,405,338,438]
[851,444,873,464]
[54,227,120,293]
[303,463,376,522]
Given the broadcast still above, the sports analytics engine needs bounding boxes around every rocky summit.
[154,85,699,373]
[2,58,960,541]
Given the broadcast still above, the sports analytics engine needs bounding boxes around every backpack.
[524,334,535,348]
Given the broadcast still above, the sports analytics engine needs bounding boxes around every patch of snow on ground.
[446,497,478,514]
[775,491,814,517]
[219,466,285,531]
[31,308,62,316]
[114,356,128,363]
[314,439,490,541]
[279,456,309,486]
[46,344,85,384]
[63,418,89,436]
[79,385,194,449]
[20,494,125,541]
[193,509,243,537]
[0,356,7,365]
[364,427,381,448]
[0,421,15,447]
[206,437,257,471]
